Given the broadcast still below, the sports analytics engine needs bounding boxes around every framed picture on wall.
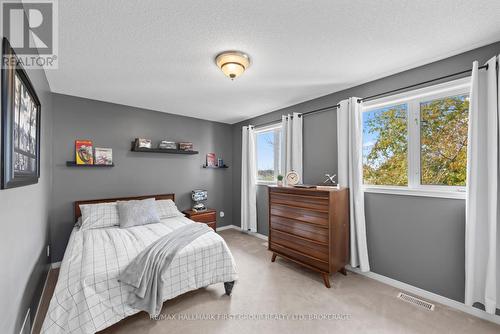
[1,38,41,189]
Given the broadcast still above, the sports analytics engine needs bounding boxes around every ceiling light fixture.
[215,51,250,80]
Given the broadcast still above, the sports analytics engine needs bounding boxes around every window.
[255,124,282,183]
[362,78,470,198]
[363,104,408,186]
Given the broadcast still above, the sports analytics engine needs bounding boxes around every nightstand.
[183,209,217,231]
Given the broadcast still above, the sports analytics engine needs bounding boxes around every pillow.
[79,202,120,230]
[156,199,184,219]
[117,198,161,228]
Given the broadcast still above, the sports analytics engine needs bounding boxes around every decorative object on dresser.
[268,185,349,288]
[191,189,208,211]
[183,209,217,231]
[277,175,284,186]
[285,170,300,185]
[1,38,42,189]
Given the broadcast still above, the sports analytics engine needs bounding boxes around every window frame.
[361,77,470,199]
[254,122,283,185]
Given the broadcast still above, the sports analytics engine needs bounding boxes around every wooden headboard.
[74,193,175,221]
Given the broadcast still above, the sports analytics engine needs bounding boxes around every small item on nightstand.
[217,158,223,167]
[191,189,208,211]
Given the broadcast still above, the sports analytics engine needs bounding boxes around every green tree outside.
[363,95,469,187]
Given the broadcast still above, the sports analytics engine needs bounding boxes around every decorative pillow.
[117,198,161,228]
[79,202,120,230]
[156,199,184,219]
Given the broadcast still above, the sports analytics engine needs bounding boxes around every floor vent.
[397,292,435,311]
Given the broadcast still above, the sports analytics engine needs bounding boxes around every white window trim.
[362,77,470,199]
[254,122,282,185]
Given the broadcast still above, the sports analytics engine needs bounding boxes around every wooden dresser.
[268,186,349,288]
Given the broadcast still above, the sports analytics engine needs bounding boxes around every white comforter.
[41,216,238,334]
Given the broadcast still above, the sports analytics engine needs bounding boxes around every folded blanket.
[118,223,212,315]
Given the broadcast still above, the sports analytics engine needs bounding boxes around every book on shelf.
[75,140,94,165]
[206,153,216,167]
[94,147,113,165]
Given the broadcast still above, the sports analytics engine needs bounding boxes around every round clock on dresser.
[285,170,300,185]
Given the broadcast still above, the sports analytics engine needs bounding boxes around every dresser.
[268,186,349,288]
[183,209,217,231]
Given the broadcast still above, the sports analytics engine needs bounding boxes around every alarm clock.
[286,170,300,185]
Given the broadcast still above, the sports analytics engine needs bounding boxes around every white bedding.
[41,216,238,334]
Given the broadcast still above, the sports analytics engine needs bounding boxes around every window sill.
[256,181,277,186]
[363,186,466,199]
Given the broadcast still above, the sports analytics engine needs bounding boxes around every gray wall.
[232,41,500,303]
[0,27,53,334]
[50,94,233,262]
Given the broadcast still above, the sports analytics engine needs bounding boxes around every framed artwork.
[1,38,41,189]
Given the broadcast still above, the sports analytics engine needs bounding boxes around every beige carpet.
[38,229,500,334]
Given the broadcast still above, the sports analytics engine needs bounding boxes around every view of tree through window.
[362,89,469,189]
[256,127,281,182]
[420,94,469,186]
[362,104,408,186]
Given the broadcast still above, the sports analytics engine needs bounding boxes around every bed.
[41,194,238,334]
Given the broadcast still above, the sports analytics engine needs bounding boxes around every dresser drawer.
[190,211,216,223]
[270,204,329,226]
[270,243,329,272]
[271,229,328,262]
[270,215,328,244]
[270,192,329,211]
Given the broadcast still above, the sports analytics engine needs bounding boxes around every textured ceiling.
[46,0,500,123]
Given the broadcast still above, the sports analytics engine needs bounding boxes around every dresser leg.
[224,281,235,296]
[339,267,347,275]
[322,273,331,288]
[271,253,277,262]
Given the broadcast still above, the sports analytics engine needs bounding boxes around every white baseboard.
[347,266,500,325]
[217,225,269,241]
[216,224,240,231]
[50,262,61,269]
[31,263,52,334]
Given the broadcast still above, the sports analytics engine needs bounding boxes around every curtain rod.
[252,64,488,129]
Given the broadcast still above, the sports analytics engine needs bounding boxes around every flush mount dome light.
[215,51,250,80]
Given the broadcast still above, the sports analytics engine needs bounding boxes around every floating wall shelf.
[130,142,199,155]
[66,161,114,167]
[202,165,229,169]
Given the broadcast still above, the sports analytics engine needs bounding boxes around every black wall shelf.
[130,142,198,155]
[203,165,229,169]
[66,161,114,167]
